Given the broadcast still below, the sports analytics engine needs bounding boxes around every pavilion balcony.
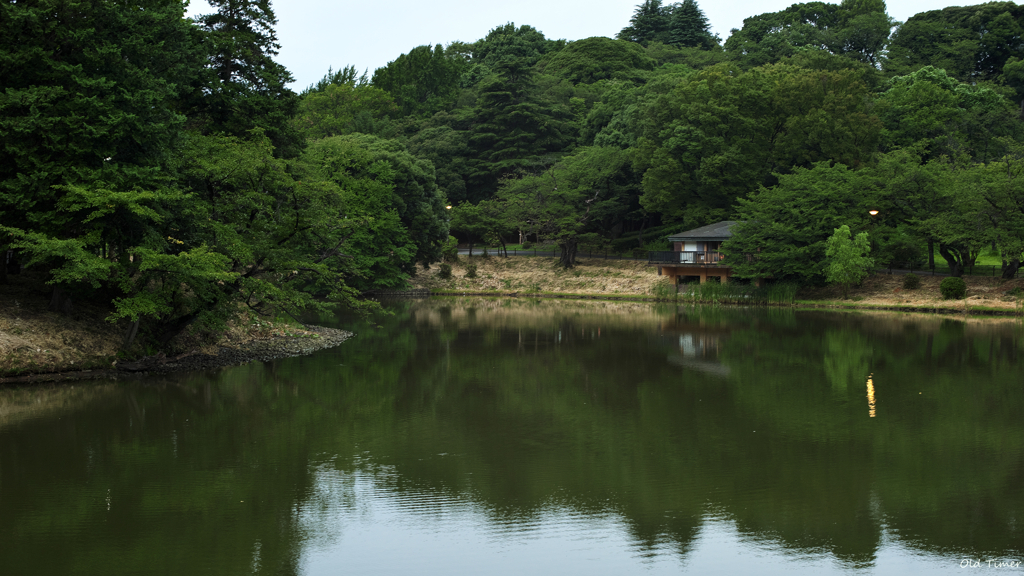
[648,251,726,265]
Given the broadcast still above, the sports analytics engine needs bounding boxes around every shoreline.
[0,326,353,385]
[409,256,1023,316]
[424,289,1023,316]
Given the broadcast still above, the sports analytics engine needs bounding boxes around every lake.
[1,298,1021,575]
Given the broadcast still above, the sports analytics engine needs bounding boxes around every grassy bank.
[4,257,1022,379]
[411,255,1024,314]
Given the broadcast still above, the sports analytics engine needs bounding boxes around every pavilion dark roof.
[666,221,740,242]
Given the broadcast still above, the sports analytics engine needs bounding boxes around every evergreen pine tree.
[466,59,571,201]
[617,0,671,46]
[191,0,300,155]
[0,0,196,247]
[669,0,718,49]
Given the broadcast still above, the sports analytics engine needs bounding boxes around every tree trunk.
[1002,258,1022,280]
[0,248,7,285]
[559,238,578,269]
[48,286,74,314]
[937,243,964,277]
[637,217,647,249]
[155,312,201,347]
[124,319,141,348]
[927,238,935,270]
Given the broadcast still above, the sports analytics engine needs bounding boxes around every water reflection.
[0,299,1021,575]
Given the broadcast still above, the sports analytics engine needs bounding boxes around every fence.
[883,262,1020,279]
[461,247,647,260]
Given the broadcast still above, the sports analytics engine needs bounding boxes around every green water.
[1,298,1021,575]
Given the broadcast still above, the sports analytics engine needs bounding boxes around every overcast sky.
[185,0,970,90]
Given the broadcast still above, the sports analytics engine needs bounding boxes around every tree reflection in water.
[0,299,1020,575]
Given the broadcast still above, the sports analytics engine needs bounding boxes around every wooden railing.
[648,251,726,265]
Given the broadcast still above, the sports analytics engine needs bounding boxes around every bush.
[441,235,458,262]
[466,263,477,278]
[940,276,966,299]
[438,263,452,280]
[902,273,921,290]
[521,241,533,249]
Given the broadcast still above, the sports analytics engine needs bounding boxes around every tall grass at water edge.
[654,282,798,305]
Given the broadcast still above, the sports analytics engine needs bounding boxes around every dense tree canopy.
[370,44,466,117]
[724,162,878,283]
[633,62,881,228]
[886,2,1024,84]
[5,0,1024,351]
[0,0,196,238]
[724,0,894,68]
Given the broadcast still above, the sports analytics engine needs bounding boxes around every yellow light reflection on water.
[866,373,876,418]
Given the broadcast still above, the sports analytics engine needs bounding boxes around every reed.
[676,281,798,306]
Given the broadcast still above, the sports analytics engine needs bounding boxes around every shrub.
[438,263,452,280]
[940,276,966,299]
[521,241,533,250]
[441,235,458,262]
[466,263,478,278]
[902,273,921,290]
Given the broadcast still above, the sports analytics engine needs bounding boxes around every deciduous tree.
[825,225,873,298]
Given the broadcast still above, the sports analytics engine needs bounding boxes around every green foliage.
[438,263,453,279]
[669,0,719,49]
[303,134,450,267]
[170,132,378,331]
[466,58,573,197]
[371,44,466,116]
[618,0,672,45]
[190,0,300,156]
[441,236,459,263]
[496,147,639,268]
[618,0,719,49]
[825,225,873,299]
[914,149,1024,279]
[292,83,398,139]
[676,280,798,305]
[634,63,880,227]
[466,263,478,278]
[450,201,514,252]
[540,37,656,84]
[886,3,1024,84]
[876,66,1019,161]
[725,162,878,283]
[902,273,921,290]
[0,0,196,239]
[471,23,561,68]
[405,119,473,203]
[724,0,894,68]
[301,64,367,95]
[8,0,1024,351]
[940,276,967,299]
